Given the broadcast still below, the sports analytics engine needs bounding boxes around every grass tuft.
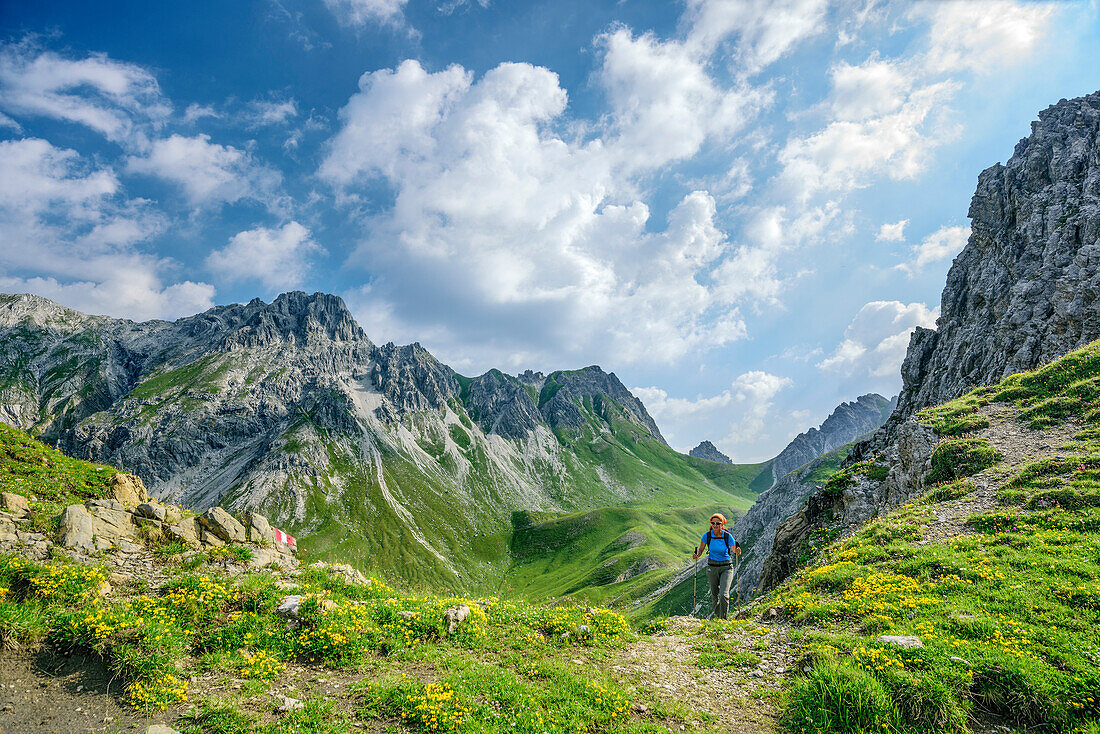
[927,437,1001,484]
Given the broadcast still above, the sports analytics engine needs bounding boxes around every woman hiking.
[693,513,740,619]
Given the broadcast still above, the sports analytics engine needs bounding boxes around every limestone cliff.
[893,90,1100,424]
[759,89,1100,594]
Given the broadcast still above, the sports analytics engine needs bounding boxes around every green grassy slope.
[499,427,768,606]
[765,340,1100,734]
[0,418,713,734]
[0,420,118,526]
[238,397,769,604]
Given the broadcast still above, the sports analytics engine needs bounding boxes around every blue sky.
[1,0,1098,461]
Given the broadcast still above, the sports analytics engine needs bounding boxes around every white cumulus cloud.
[684,0,831,72]
[206,221,324,290]
[0,40,169,145]
[829,59,909,122]
[819,300,938,380]
[321,58,766,369]
[248,98,299,126]
[876,219,908,242]
[896,224,970,275]
[126,134,281,207]
[0,138,213,320]
[914,0,1059,76]
[598,27,768,171]
[778,78,959,201]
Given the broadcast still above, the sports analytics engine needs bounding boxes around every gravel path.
[612,616,789,733]
[917,403,1079,544]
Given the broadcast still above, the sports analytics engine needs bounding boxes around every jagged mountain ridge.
[768,393,894,487]
[0,291,754,591]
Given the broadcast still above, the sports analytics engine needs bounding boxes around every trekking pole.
[734,552,741,607]
[691,552,697,617]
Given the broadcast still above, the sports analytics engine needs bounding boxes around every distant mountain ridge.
[689,440,731,464]
[769,393,894,486]
[0,291,758,594]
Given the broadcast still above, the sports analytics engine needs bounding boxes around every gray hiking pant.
[706,563,734,619]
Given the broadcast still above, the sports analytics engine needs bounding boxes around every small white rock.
[277,694,304,712]
[876,634,923,649]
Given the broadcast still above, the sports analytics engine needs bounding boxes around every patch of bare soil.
[918,403,1080,544]
[182,660,387,730]
[0,648,176,734]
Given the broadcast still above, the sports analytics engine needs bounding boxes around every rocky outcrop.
[0,492,31,519]
[758,417,936,594]
[891,90,1100,424]
[689,441,731,464]
[109,473,149,506]
[48,494,296,568]
[770,394,893,485]
[199,506,247,543]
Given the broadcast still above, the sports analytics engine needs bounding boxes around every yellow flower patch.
[239,648,285,681]
[126,674,188,709]
[841,572,938,619]
[401,682,467,733]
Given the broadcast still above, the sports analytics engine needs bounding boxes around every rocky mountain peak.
[370,341,458,415]
[464,369,542,439]
[689,440,732,464]
[538,366,667,445]
[890,89,1100,425]
[0,293,103,331]
[220,291,367,349]
[517,369,545,387]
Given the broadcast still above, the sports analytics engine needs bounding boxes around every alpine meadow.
[2,2,1100,734]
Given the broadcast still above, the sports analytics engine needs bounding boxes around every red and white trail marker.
[274,528,296,549]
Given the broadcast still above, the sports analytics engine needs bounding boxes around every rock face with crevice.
[760,90,1100,595]
[891,90,1100,427]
